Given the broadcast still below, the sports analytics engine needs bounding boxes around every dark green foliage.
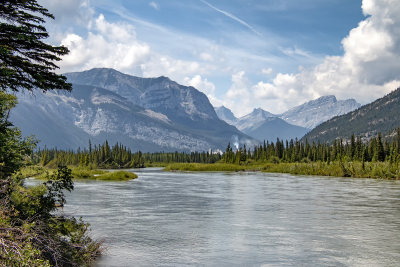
[1,1,101,265]
[0,0,71,92]
[302,87,400,143]
[1,92,101,265]
[0,92,37,179]
[7,166,101,266]
[35,141,222,168]
[42,166,73,212]
[222,130,400,169]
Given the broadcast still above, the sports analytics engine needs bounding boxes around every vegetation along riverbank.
[33,128,400,179]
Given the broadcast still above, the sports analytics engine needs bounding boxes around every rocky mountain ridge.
[11,68,254,151]
[302,87,400,143]
[215,95,360,141]
[280,95,361,129]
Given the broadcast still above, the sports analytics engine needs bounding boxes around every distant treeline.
[224,129,400,164]
[34,129,400,168]
[34,140,222,168]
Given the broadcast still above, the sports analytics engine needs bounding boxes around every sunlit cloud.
[43,0,400,118]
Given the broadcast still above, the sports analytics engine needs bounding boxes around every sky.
[39,0,400,116]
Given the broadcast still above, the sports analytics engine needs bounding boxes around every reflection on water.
[58,168,400,266]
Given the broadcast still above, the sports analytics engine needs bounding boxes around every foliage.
[2,165,102,266]
[222,132,400,166]
[95,171,138,181]
[34,140,222,168]
[70,167,105,179]
[0,0,71,92]
[165,130,400,179]
[165,163,248,172]
[14,165,47,179]
[0,1,102,265]
[1,82,100,266]
[32,129,400,179]
[0,92,36,180]
[164,161,399,179]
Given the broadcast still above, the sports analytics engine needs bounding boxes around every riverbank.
[21,161,400,180]
[17,166,138,181]
[164,161,400,179]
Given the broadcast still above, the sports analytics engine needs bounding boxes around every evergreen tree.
[376,133,385,162]
[397,128,400,154]
[0,0,71,92]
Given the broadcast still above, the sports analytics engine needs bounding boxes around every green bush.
[96,171,138,181]
[71,167,106,179]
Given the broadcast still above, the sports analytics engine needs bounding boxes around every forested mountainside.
[302,87,400,143]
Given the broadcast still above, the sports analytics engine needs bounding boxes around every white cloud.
[226,0,400,115]
[184,75,215,95]
[223,71,255,116]
[149,2,159,10]
[199,52,214,62]
[261,68,273,75]
[141,56,203,80]
[183,75,223,106]
[58,12,217,84]
[60,14,150,73]
[53,0,400,119]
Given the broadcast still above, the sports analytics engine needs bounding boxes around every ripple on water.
[55,169,400,266]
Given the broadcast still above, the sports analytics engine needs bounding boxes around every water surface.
[60,169,400,266]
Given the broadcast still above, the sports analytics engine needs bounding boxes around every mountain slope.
[11,69,254,151]
[235,108,276,131]
[215,106,238,125]
[11,92,93,149]
[302,87,400,143]
[280,95,361,129]
[241,117,308,142]
[65,68,253,148]
[215,107,307,142]
[12,85,215,151]
[65,68,219,124]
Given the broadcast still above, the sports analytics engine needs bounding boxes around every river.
[59,168,400,266]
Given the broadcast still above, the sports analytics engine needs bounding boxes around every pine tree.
[376,133,385,162]
[397,128,400,155]
[0,0,71,92]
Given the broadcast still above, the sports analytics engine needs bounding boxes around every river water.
[59,168,400,266]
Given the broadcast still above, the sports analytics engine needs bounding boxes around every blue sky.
[40,0,400,116]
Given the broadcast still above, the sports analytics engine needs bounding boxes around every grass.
[95,171,138,181]
[145,162,169,167]
[15,165,49,179]
[260,161,400,179]
[164,161,400,179]
[71,167,106,179]
[18,166,138,181]
[164,163,259,172]
[15,166,57,180]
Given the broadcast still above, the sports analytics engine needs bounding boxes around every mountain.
[302,87,400,143]
[241,117,308,142]
[11,68,254,151]
[215,106,238,125]
[280,95,361,129]
[236,108,276,131]
[65,68,217,126]
[214,107,307,142]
